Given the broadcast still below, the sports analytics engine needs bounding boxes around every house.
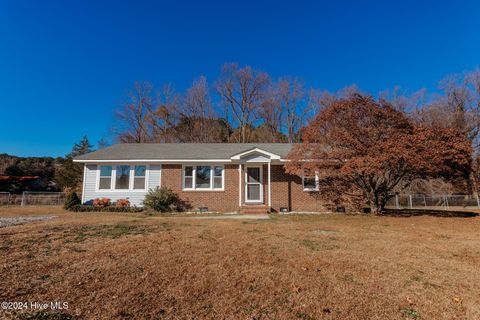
[73,143,327,213]
[0,175,50,193]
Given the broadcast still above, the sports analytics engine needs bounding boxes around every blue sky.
[1,0,479,157]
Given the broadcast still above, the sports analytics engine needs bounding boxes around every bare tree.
[439,75,472,133]
[411,72,480,148]
[307,85,362,120]
[257,85,283,142]
[150,83,180,143]
[465,70,480,147]
[277,77,305,143]
[408,73,480,193]
[184,77,212,118]
[176,76,229,142]
[215,63,270,143]
[182,76,213,142]
[116,81,154,143]
[378,86,411,111]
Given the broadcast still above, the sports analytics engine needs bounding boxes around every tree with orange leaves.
[286,94,472,214]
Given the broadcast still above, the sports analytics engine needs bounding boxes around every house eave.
[73,158,289,163]
[230,147,282,160]
[73,159,233,163]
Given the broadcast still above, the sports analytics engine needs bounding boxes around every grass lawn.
[1,207,480,319]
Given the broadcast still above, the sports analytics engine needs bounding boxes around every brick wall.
[270,165,328,213]
[161,163,328,213]
[161,164,239,212]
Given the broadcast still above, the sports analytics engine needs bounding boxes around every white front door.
[245,166,263,203]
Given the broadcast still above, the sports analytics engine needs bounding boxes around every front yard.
[1,207,479,319]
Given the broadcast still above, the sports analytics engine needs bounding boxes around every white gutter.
[73,159,233,163]
[74,158,289,163]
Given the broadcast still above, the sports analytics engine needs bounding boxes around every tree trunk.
[368,191,385,215]
[370,203,381,215]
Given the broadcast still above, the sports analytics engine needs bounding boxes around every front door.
[245,166,263,203]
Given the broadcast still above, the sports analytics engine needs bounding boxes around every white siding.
[148,165,161,189]
[82,164,161,206]
[242,153,270,163]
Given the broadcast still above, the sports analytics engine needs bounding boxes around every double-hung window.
[97,164,148,191]
[303,169,319,191]
[133,165,146,190]
[183,165,224,190]
[99,165,112,190]
[183,166,194,189]
[213,166,223,189]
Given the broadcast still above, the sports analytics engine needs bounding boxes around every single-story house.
[73,143,326,213]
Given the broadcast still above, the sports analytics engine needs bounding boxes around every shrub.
[93,197,111,207]
[115,199,130,208]
[63,191,81,210]
[69,205,144,213]
[143,187,182,212]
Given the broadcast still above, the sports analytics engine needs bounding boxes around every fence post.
[423,195,427,208]
[476,194,480,209]
[408,194,412,209]
[21,191,26,207]
[395,194,399,209]
[444,195,449,210]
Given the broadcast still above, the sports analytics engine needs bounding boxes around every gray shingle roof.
[74,143,294,161]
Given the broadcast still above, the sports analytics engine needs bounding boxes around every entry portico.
[231,147,282,212]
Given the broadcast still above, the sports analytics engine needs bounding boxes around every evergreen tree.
[54,136,94,191]
[69,135,93,158]
[63,191,81,209]
[97,138,110,150]
[54,158,83,190]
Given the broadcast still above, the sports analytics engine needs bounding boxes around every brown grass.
[1,207,480,319]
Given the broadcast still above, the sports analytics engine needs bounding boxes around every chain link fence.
[0,192,66,206]
[0,192,10,206]
[1,192,478,210]
[386,194,480,210]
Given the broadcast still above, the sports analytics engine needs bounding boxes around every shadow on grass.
[382,209,478,218]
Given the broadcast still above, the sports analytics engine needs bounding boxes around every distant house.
[74,144,326,213]
[0,175,49,193]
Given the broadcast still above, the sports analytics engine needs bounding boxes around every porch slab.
[184,214,270,220]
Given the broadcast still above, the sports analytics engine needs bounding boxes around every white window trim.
[302,170,319,192]
[132,164,149,191]
[95,163,150,192]
[245,165,263,203]
[182,164,225,191]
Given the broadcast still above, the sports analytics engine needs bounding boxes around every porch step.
[239,205,270,214]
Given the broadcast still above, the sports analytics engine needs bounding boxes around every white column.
[268,162,271,208]
[238,163,242,207]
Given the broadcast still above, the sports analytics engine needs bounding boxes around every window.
[184,166,193,189]
[115,165,130,190]
[133,165,146,189]
[213,166,223,189]
[97,164,150,191]
[183,165,224,190]
[303,170,319,191]
[99,165,112,190]
[196,166,211,189]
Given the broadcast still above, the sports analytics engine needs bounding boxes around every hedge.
[69,205,144,213]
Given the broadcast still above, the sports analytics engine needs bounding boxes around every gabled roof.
[73,143,293,162]
[230,147,282,160]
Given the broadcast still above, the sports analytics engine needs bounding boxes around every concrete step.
[239,205,270,214]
